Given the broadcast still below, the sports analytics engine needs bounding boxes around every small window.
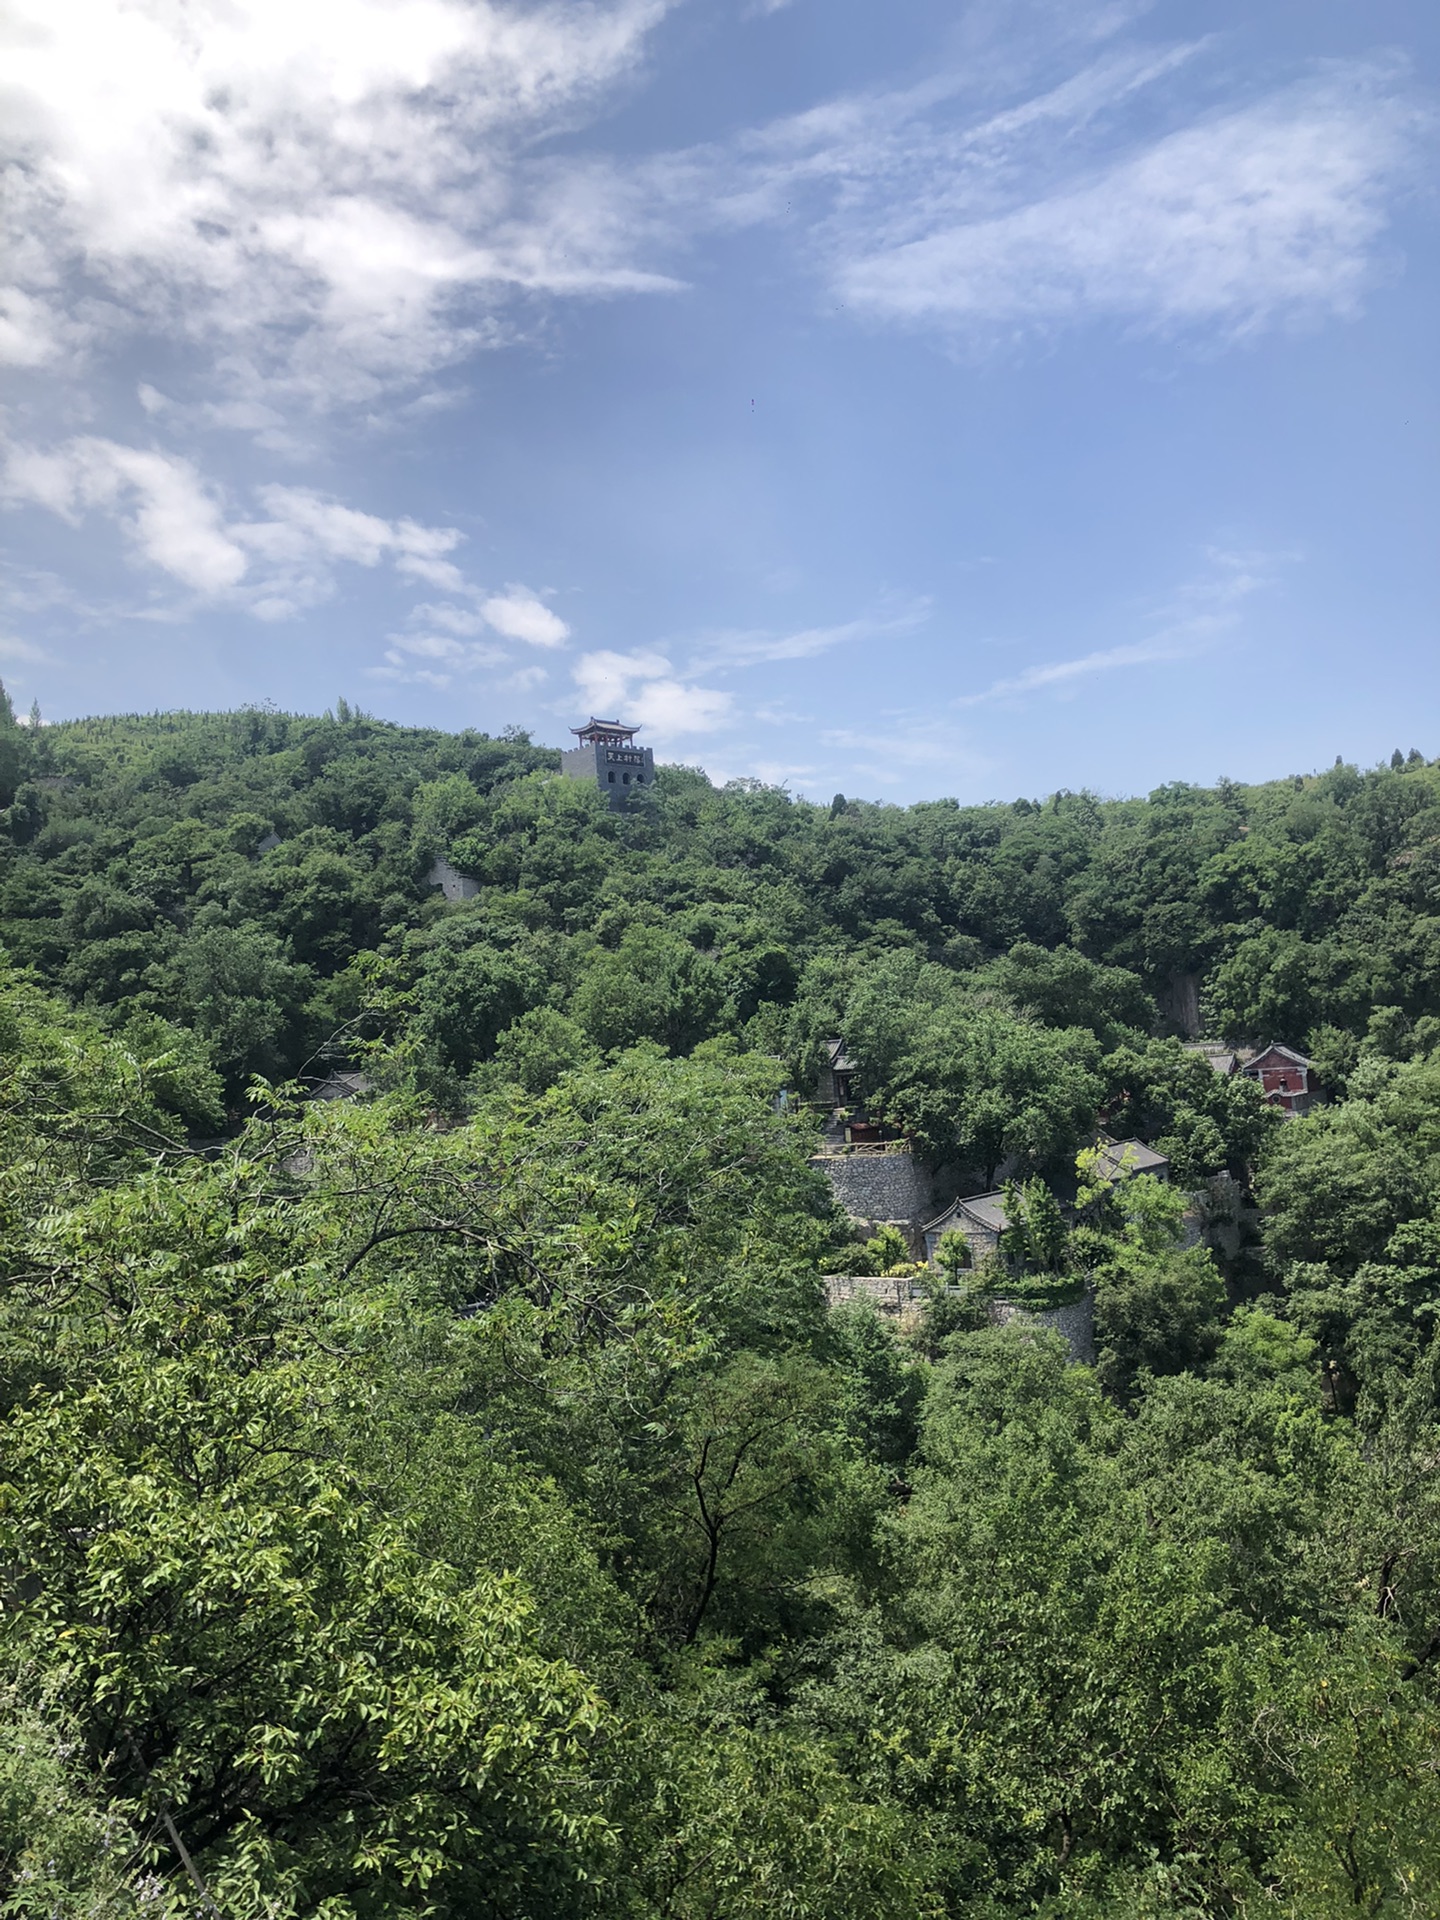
[624,772,631,783]
[608,771,615,782]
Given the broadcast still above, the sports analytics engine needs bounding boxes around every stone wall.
[810,1150,935,1252]
[823,1272,1096,1365]
[824,1273,929,1322]
[1181,1173,1244,1262]
[426,857,479,903]
[987,1289,1095,1365]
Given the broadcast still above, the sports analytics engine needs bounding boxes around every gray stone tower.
[561,716,654,809]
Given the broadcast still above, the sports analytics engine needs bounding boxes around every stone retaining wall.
[824,1273,929,1320]
[987,1289,1095,1365]
[811,1151,935,1252]
[824,1274,1095,1365]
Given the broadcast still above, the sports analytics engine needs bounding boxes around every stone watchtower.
[561,716,654,810]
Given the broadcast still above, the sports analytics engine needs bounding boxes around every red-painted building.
[1240,1043,1315,1116]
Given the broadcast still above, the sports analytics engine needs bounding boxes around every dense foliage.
[4,695,1440,1916]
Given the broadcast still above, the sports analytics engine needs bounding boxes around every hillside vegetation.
[4,696,1440,1917]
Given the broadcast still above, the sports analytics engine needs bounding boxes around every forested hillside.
[5,695,1440,1917]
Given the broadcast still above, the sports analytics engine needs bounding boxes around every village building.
[921,1190,1011,1267]
[1184,1039,1317,1115]
[1183,1041,1247,1076]
[913,1188,1097,1363]
[561,716,655,809]
[807,1037,936,1251]
[1240,1042,1316,1115]
[812,1037,902,1148]
[1092,1136,1171,1184]
[816,1038,859,1110]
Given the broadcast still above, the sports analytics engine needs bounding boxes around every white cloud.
[409,601,491,637]
[0,286,73,368]
[239,486,467,591]
[745,759,818,785]
[815,716,997,791]
[634,677,734,735]
[837,73,1422,338]
[2,435,478,611]
[480,586,570,647]
[820,720,974,768]
[572,647,733,738]
[385,631,506,668]
[2,437,248,592]
[572,646,669,713]
[618,45,1423,350]
[687,597,930,670]
[0,0,677,408]
[952,547,1279,708]
[1,1,1420,445]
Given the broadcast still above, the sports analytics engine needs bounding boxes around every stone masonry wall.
[825,1274,929,1320]
[822,1273,1096,1365]
[811,1151,935,1252]
[987,1289,1096,1366]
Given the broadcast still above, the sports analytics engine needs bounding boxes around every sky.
[1,0,1436,805]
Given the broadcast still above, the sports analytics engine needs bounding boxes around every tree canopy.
[4,697,1440,1915]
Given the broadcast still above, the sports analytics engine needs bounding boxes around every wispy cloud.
[4,3,1422,433]
[837,70,1423,339]
[952,639,1184,708]
[821,719,978,768]
[561,596,931,755]
[818,715,996,790]
[952,547,1280,709]
[0,636,51,665]
[686,596,931,671]
[627,45,1425,350]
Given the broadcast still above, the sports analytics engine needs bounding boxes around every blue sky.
[1,0,1436,802]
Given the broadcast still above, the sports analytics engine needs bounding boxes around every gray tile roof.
[1184,1042,1240,1074]
[1094,1137,1170,1181]
[923,1190,1011,1236]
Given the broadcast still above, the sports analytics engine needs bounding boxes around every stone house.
[1092,1136,1171,1184]
[1183,1041,1248,1076]
[812,1145,937,1258]
[816,1038,859,1110]
[305,1070,374,1102]
[921,1190,1011,1268]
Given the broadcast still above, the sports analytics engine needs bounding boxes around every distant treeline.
[1,697,1435,1122]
